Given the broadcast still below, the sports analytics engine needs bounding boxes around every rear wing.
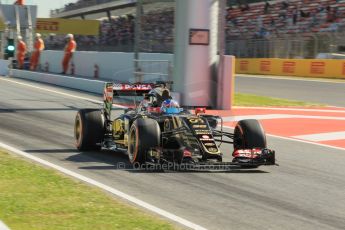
[103,83,154,120]
[113,83,153,96]
[103,82,174,119]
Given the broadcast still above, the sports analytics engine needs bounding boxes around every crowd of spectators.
[140,9,174,52]
[43,15,134,52]
[226,0,345,41]
[45,8,174,52]
[46,0,345,52]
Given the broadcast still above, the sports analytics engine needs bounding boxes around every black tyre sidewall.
[75,109,104,151]
[128,118,161,164]
[234,119,267,150]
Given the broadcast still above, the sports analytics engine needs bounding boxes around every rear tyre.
[233,119,267,150]
[74,109,104,151]
[128,118,161,165]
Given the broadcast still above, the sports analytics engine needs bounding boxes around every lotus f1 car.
[74,82,276,170]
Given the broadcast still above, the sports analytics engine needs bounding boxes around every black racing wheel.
[74,109,104,151]
[128,118,161,165]
[233,119,267,150]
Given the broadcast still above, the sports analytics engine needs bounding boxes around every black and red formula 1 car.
[74,82,276,171]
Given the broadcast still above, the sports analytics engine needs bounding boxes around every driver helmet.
[161,99,179,109]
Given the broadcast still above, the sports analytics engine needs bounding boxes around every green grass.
[234,93,324,107]
[0,151,176,230]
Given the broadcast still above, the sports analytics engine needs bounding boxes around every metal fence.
[226,31,345,59]
[133,59,173,82]
[45,30,345,58]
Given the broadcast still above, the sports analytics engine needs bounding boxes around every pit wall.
[236,58,345,79]
[11,69,106,94]
[39,51,173,82]
[7,53,234,109]
[0,59,10,76]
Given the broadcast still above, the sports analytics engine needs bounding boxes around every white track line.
[223,125,345,152]
[0,142,207,230]
[0,77,127,109]
[233,106,345,113]
[0,77,102,104]
[223,114,345,122]
[237,74,345,84]
[293,131,345,142]
[267,133,345,152]
[0,221,10,230]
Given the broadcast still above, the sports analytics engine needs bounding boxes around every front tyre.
[233,119,267,150]
[74,109,104,151]
[128,118,161,165]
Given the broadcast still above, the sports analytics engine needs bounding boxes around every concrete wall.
[8,51,234,109]
[0,60,10,76]
[39,51,173,82]
[11,69,106,95]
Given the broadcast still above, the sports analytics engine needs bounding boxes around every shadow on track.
[24,148,269,174]
[0,107,125,113]
[25,149,79,153]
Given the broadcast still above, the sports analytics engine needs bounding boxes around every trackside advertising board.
[36,18,100,36]
[236,58,345,79]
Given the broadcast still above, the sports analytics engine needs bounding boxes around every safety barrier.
[10,56,235,109]
[11,69,106,94]
[236,58,345,79]
[0,59,9,76]
[39,51,173,82]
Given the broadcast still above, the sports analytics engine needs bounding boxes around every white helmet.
[65,33,74,39]
[17,35,23,40]
[35,33,42,38]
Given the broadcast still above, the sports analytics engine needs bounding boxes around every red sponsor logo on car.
[260,61,271,72]
[310,62,325,74]
[113,84,152,91]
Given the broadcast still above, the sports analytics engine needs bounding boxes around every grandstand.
[226,0,345,58]
[47,0,174,53]
[227,0,345,38]
[47,0,345,58]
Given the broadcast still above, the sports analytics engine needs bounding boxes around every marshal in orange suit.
[14,0,24,5]
[16,36,27,69]
[61,34,77,74]
[30,33,45,71]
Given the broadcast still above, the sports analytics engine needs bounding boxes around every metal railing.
[133,59,173,82]
[44,30,345,59]
[226,31,345,58]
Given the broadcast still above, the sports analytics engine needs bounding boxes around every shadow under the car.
[25,149,79,153]
[70,150,271,174]
[125,169,270,174]
[65,149,129,164]
[26,148,270,174]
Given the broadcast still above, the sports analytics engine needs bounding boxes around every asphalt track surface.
[1,77,345,230]
[236,75,345,107]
